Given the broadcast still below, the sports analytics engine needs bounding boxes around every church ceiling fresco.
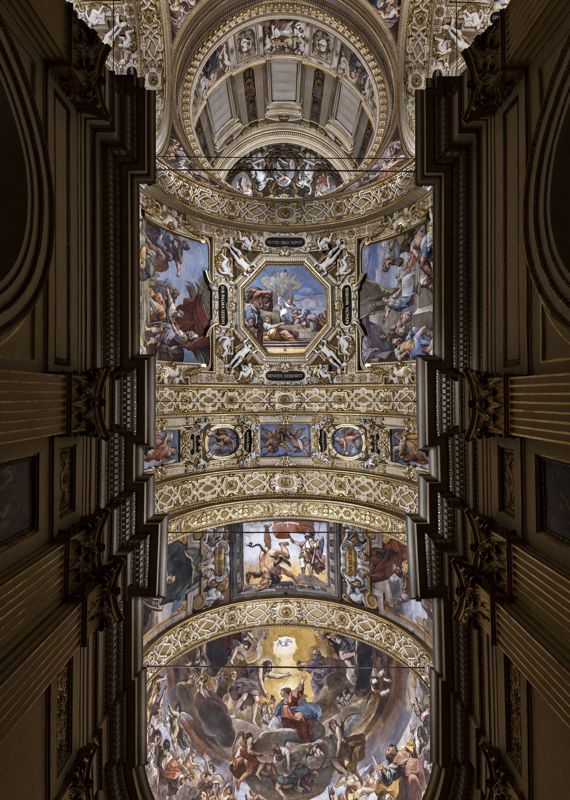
[70,0,509,229]
[140,219,211,364]
[143,524,432,645]
[143,415,425,477]
[145,623,430,800]
[69,3,508,799]
[359,217,433,363]
[227,145,342,200]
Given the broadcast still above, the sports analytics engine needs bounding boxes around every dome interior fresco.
[70,1,509,799]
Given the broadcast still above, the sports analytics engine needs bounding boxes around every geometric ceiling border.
[167,497,407,536]
[156,469,418,519]
[144,597,432,686]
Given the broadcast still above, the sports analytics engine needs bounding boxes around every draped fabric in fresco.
[146,626,430,800]
[359,219,433,363]
[143,525,432,655]
[243,264,328,355]
[233,521,337,599]
[140,219,211,364]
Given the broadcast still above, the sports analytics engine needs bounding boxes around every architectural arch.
[144,597,432,683]
[0,19,53,334]
[167,498,406,534]
[525,42,570,339]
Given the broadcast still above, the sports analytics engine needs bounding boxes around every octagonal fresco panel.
[242,263,329,356]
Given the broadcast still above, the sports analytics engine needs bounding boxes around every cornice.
[141,182,432,237]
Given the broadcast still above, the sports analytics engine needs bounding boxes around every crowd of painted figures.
[146,628,430,800]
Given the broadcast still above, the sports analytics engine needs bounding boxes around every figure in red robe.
[275,679,321,742]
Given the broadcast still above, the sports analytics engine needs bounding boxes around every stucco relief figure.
[263,20,307,55]
[227,238,254,274]
[317,341,345,374]
[444,24,471,52]
[228,340,254,374]
[316,237,345,273]
[217,330,234,360]
[337,332,354,358]
[218,251,234,278]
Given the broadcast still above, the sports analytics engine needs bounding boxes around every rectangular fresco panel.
[233,520,337,598]
[140,218,211,364]
[144,430,181,470]
[260,423,311,457]
[0,457,36,547]
[243,264,327,354]
[146,625,430,799]
[359,218,433,362]
[143,537,201,637]
[390,428,429,469]
[370,533,433,639]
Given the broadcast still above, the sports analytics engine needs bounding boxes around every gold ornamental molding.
[167,498,407,535]
[155,467,417,519]
[140,185,433,241]
[152,159,419,230]
[144,597,432,685]
[156,382,417,417]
